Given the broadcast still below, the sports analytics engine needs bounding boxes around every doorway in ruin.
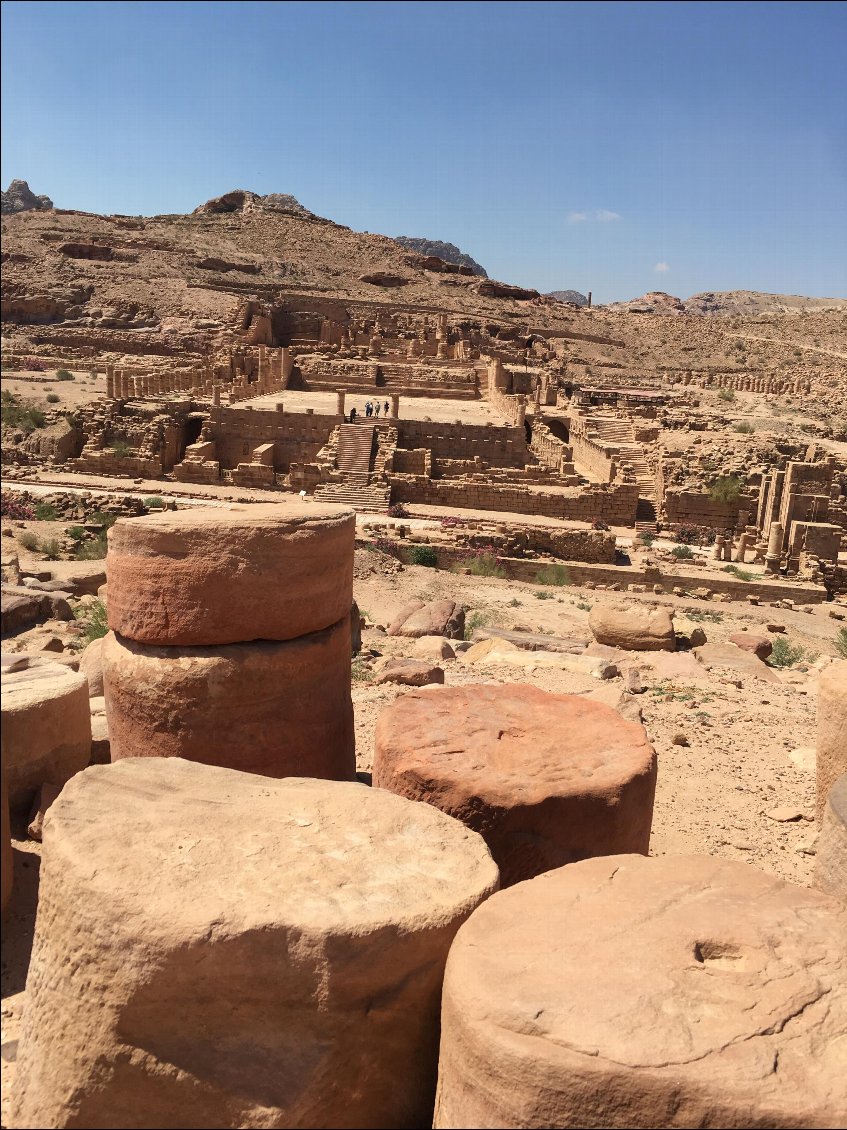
[178,414,205,461]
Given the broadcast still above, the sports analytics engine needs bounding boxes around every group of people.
[348,399,390,423]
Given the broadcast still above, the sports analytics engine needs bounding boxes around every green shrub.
[718,388,736,402]
[18,530,39,551]
[723,564,753,581]
[734,421,754,434]
[464,610,495,641]
[576,600,593,612]
[351,657,371,683]
[836,627,847,659]
[91,511,119,529]
[670,544,694,560]
[1,394,46,433]
[410,545,438,568]
[34,502,58,521]
[74,599,109,644]
[709,474,745,506]
[768,636,811,668]
[46,392,60,404]
[535,563,571,586]
[534,591,552,600]
[67,525,86,542]
[507,597,521,607]
[142,496,166,509]
[55,369,75,381]
[463,554,507,579]
[75,531,108,560]
[41,537,62,561]
[110,440,132,459]
[638,531,655,547]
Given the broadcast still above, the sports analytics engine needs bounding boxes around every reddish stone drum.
[434,854,847,1129]
[374,684,657,886]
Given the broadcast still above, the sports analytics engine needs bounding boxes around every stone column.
[765,521,784,574]
[335,389,346,418]
[212,385,221,407]
[390,394,400,419]
[106,365,115,399]
[515,398,527,428]
[734,533,751,563]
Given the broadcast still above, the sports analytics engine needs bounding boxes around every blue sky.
[2,0,845,302]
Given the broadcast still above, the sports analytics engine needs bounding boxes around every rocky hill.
[392,237,487,277]
[1,180,53,216]
[606,290,847,316]
[546,290,589,306]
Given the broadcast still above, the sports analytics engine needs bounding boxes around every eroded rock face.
[1,179,53,215]
[388,599,465,640]
[817,660,847,820]
[106,503,355,646]
[78,637,104,697]
[434,854,847,1129]
[102,620,355,781]
[729,631,773,660]
[815,773,847,900]
[1,661,91,810]
[11,760,499,1129]
[374,684,656,886]
[589,603,676,651]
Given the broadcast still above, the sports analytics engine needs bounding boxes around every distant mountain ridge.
[2,179,53,215]
[392,237,487,277]
[546,290,589,306]
[605,290,847,315]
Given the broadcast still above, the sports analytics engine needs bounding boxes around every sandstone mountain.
[607,289,847,316]
[392,237,488,277]
[1,180,53,216]
[546,290,589,306]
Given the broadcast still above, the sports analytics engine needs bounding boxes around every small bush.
[410,545,438,568]
[34,502,58,521]
[67,525,86,542]
[90,511,119,529]
[534,591,552,600]
[387,502,409,519]
[591,518,610,531]
[638,531,655,547]
[734,421,754,434]
[768,636,808,669]
[670,545,694,560]
[576,600,593,611]
[1,394,46,433]
[46,392,60,404]
[55,369,75,381]
[18,530,39,551]
[464,609,495,641]
[75,531,108,560]
[142,496,165,509]
[709,475,745,507]
[110,440,132,459]
[351,657,371,683]
[1,492,35,520]
[463,554,507,579]
[507,597,521,607]
[723,564,753,581]
[41,537,62,561]
[74,599,109,644]
[535,563,571,586]
[718,388,736,402]
[835,627,847,659]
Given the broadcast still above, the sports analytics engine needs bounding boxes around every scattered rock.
[374,659,445,687]
[589,604,675,652]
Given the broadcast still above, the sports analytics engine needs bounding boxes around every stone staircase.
[587,415,658,520]
[336,424,375,483]
[313,480,391,509]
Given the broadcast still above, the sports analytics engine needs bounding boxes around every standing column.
[389,394,400,419]
[765,522,784,574]
[335,389,346,418]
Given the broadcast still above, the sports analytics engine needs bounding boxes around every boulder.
[106,502,355,645]
[817,660,847,821]
[11,759,499,1129]
[102,619,356,781]
[1,662,91,810]
[78,636,104,696]
[729,631,773,660]
[434,854,847,1129]
[388,599,465,640]
[374,659,445,687]
[374,685,656,886]
[694,641,780,683]
[412,636,456,661]
[589,603,675,651]
[1,587,45,635]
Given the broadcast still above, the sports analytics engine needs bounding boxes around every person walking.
[374,401,381,417]
[384,400,390,416]
[349,406,357,423]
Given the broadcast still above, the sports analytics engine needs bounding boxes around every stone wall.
[664,488,759,529]
[396,420,528,467]
[390,476,639,523]
[206,406,337,472]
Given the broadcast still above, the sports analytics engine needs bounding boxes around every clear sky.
[2,0,845,303]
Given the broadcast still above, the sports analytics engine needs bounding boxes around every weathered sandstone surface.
[374,684,657,885]
[815,774,847,900]
[589,603,676,651]
[11,759,499,1129]
[106,502,355,646]
[102,620,355,780]
[817,659,847,820]
[387,599,465,640]
[1,661,90,809]
[434,854,847,1129]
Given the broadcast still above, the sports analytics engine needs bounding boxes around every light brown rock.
[588,603,675,651]
[729,631,773,660]
[412,635,456,661]
[817,659,847,820]
[106,502,355,645]
[1,662,91,810]
[388,599,465,640]
[78,636,104,696]
[374,659,445,687]
[11,759,499,1129]
[434,854,847,1129]
[815,773,847,900]
[102,620,355,781]
[374,685,657,886]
